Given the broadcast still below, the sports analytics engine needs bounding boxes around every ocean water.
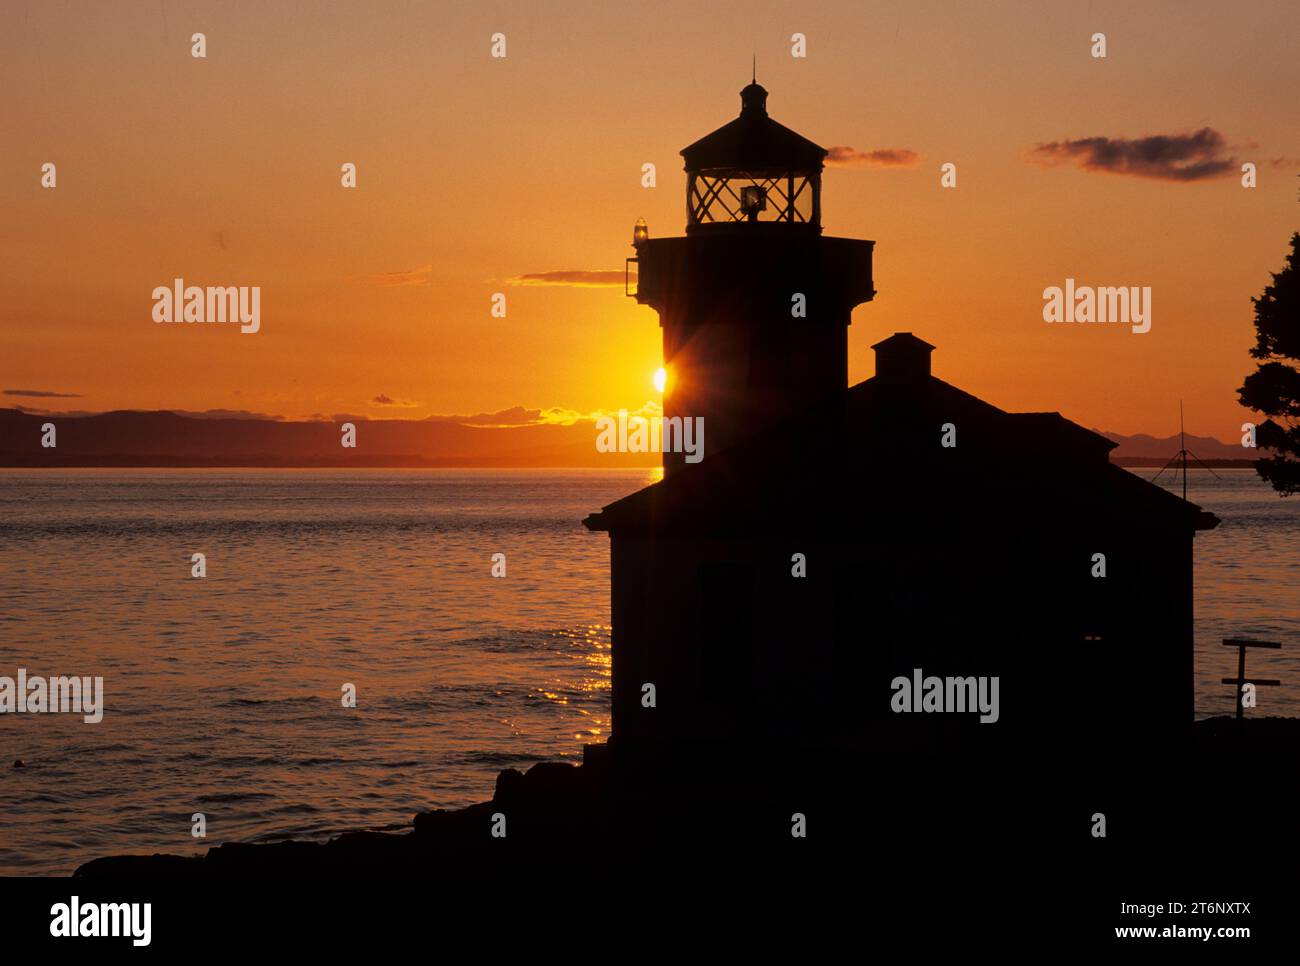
[0,469,655,875]
[0,466,1295,875]
[1153,468,1300,721]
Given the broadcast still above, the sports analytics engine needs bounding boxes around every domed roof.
[680,82,828,174]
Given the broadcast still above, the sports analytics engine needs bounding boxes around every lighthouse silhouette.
[628,78,876,474]
[590,79,1215,762]
[582,79,1224,888]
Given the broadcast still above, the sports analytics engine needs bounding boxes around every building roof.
[680,82,828,174]
[584,334,1220,536]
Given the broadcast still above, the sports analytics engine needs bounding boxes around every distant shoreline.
[0,457,1259,470]
[0,408,1256,470]
[1109,458,1259,469]
[0,457,661,469]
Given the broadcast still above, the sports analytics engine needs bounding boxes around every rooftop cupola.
[871,333,935,383]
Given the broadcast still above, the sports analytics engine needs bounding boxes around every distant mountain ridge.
[0,408,1254,468]
[1097,430,1255,467]
[0,408,657,467]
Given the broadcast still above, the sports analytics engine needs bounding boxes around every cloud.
[508,270,627,287]
[422,402,664,428]
[4,388,84,398]
[7,405,286,420]
[173,409,285,420]
[1028,128,1236,181]
[826,146,921,168]
[362,265,433,287]
[371,394,421,408]
[424,406,551,427]
[531,401,663,425]
[5,401,671,427]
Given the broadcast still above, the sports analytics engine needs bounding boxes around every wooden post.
[1220,638,1282,720]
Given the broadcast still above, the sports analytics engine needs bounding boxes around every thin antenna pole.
[752,52,756,83]
[1150,401,1218,496]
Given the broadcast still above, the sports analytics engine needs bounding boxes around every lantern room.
[679,81,826,231]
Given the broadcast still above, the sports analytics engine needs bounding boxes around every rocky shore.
[74,717,1300,879]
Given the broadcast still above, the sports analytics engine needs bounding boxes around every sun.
[653,367,667,393]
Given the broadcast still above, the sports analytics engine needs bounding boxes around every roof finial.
[752,52,756,84]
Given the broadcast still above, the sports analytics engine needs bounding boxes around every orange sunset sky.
[2,0,1297,439]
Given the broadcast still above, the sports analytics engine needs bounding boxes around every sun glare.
[653,367,667,393]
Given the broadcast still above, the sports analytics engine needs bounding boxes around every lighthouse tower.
[628,80,876,474]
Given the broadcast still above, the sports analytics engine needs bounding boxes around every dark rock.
[72,721,1300,879]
